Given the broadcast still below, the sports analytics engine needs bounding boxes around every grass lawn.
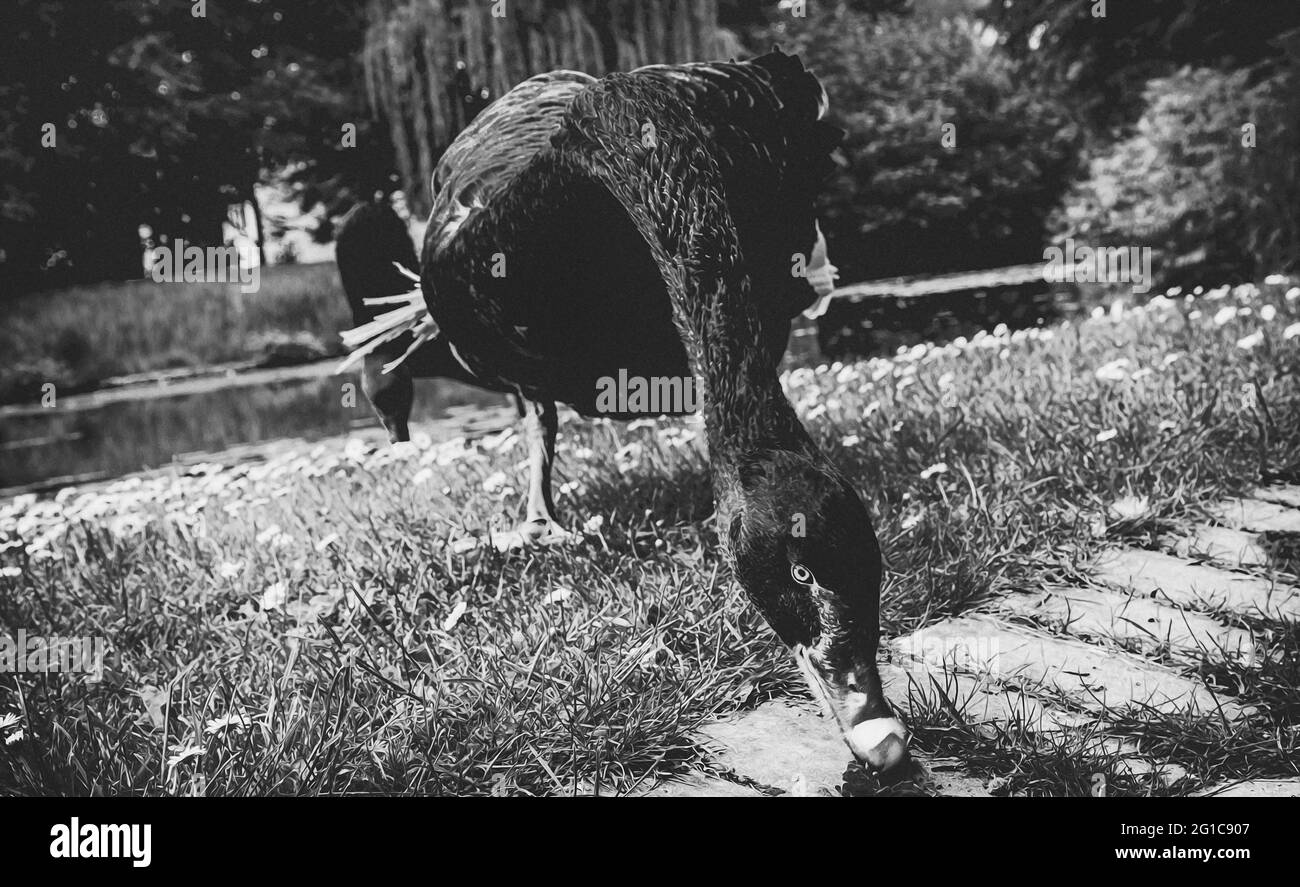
[0,263,352,404]
[2,278,1300,796]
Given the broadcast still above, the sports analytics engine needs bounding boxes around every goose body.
[339,49,906,772]
[420,55,839,416]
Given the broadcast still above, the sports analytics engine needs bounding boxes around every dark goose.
[339,50,907,772]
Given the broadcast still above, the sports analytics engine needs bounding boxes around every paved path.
[647,484,1300,797]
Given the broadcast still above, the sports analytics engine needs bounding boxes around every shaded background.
[3,0,1297,294]
[1,0,1298,487]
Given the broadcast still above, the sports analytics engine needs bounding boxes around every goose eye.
[790,563,814,585]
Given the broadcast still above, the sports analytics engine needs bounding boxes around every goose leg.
[515,399,573,545]
[452,398,576,553]
[457,397,579,548]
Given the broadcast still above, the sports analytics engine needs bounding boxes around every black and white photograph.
[1,0,1298,843]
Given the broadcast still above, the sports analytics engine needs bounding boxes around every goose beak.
[793,644,909,772]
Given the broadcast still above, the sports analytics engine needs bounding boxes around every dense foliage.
[3,0,1295,296]
[984,0,1300,130]
[773,8,1081,279]
[0,0,392,294]
[1055,32,1300,285]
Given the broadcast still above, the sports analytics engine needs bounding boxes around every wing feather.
[426,71,596,252]
[342,52,840,377]
[629,50,843,319]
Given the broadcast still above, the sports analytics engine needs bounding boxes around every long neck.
[690,284,812,462]
[573,104,816,469]
[686,274,816,550]
[430,83,817,468]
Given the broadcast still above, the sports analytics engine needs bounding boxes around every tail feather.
[334,200,437,375]
[336,275,438,375]
[745,49,843,320]
[802,222,839,319]
[334,201,420,325]
[749,48,843,183]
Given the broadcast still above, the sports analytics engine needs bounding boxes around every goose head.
[724,448,908,772]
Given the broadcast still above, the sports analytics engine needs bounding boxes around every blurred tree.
[1056,28,1300,284]
[0,0,392,294]
[984,0,1300,131]
[770,4,1081,279]
[1,1,176,290]
[364,0,747,216]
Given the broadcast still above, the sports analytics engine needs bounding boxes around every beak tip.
[849,717,909,771]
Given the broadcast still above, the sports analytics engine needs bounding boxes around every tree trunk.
[363,0,728,215]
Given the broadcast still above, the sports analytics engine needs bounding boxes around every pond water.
[815,280,1066,360]
[0,364,513,494]
[0,285,1069,495]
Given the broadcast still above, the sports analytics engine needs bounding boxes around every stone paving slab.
[698,700,852,795]
[1166,526,1270,567]
[1093,549,1300,620]
[1249,484,1300,510]
[890,615,1241,717]
[1195,778,1300,798]
[912,757,993,797]
[1114,757,1190,785]
[642,772,765,797]
[880,662,1089,733]
[994,587,1255,663]
[651,700,998,797]
[1210,498,1300,533]
[649,488,1300,798]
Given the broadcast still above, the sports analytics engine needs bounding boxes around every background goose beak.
[793,644,909,772]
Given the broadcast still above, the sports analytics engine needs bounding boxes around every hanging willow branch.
[363,0,744,215]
